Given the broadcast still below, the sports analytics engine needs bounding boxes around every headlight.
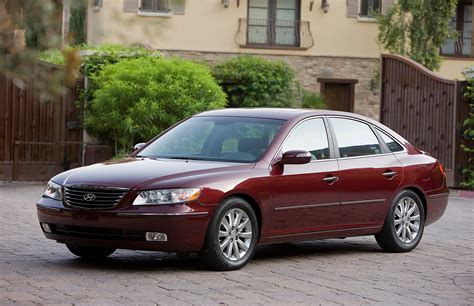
[43,181,62,201]
[133,188,201,205]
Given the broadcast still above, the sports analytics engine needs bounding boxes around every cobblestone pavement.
[0,183,473,305]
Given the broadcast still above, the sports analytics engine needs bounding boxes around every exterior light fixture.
[222,0,230,8]
[310,0,315,11]
[370,79,380,95]
[321,0,330,13]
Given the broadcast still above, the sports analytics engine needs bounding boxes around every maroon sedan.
[37,109,449,270]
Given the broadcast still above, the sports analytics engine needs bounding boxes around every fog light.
[145,232,167,242]
[41,223,52,233]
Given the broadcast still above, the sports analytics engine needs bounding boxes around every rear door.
[328,117,403,228]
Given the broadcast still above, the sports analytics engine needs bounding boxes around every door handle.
[382,171,398,179]
[323,176,339,184]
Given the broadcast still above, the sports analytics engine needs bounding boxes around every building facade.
[86,0,474,120]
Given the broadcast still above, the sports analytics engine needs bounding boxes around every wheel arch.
[221,193,263,241]
[404,187,428,220]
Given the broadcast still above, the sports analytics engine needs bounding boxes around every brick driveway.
[0,183,473,305]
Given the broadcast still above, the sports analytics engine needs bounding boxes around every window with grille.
[359,0,380,18]
[140,0,170,13]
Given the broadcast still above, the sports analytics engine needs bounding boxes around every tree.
[68,0,87,46]
[377,0,457,71]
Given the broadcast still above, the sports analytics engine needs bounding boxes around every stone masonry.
[161,50,381,120]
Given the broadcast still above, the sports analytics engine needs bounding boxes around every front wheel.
[201,197,259,271]
[66,244,116,260]
[375,190,425,252]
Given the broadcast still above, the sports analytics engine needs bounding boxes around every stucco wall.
[439,58,473,80]
[88,0,473,80]
[87,0,382,58]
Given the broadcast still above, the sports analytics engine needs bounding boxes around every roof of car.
[195,108,360,121]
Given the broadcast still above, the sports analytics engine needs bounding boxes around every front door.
[268,117,341,236]
[329,117,403,228]
[318,78,358,112]
[247,0,300,47]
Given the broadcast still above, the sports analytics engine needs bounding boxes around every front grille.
[52,224,145,241]
[63,186,127,210]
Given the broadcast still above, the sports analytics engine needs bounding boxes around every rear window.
[376,128,404,152]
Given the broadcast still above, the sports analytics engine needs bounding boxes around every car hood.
[52,157,253,190]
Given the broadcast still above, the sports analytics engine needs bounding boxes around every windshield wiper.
[159,156,207,161]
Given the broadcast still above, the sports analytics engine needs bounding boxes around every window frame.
[440,0,472,58]
[327,116,391,159]
[138,0,173,17]
[273,116,336,163]
[246,0,302,49]
[357,0,381,22]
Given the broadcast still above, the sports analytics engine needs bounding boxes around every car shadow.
[49,239,382,272]
[252,239,381,261]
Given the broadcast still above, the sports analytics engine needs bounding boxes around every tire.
[201,197,259,271]
[66,244,116,259]
[375,190,425,252]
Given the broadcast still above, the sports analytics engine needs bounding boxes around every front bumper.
[36,197,212,252]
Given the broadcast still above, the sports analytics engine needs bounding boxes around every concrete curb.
[449,189,474,199]
[0,181,47,186]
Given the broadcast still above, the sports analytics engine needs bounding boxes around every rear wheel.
[201,197,259,271]
[375,190,425,252]
[66,244,116,259]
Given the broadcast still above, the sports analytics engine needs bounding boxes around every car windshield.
[138,116,286,163]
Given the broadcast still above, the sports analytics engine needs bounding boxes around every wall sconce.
[310,0,315,11]
[222,0,230,8]
[321,0,330,13]
[370,79,380,95]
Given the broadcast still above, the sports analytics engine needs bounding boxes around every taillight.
[439,163,446,177]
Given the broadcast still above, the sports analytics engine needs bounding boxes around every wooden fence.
[380,54,471,187]
[0,61,84,181]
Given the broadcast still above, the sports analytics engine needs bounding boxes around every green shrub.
[85,57,227,155]
[295,83,326,109]
[213,55,295,108]
[38,44,160,67]
[461,78,474,190]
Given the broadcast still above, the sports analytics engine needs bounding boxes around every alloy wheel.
[394,197,421,244]
[218,208,253,261]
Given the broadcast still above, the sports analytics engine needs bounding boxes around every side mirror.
[274,150,311,165]
[133,143,147,151]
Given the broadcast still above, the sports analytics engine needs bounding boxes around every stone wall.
[160,50,381,120]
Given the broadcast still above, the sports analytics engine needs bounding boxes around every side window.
[331,118,381,157]
[376,128,404,152]
[281,118,330,160]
